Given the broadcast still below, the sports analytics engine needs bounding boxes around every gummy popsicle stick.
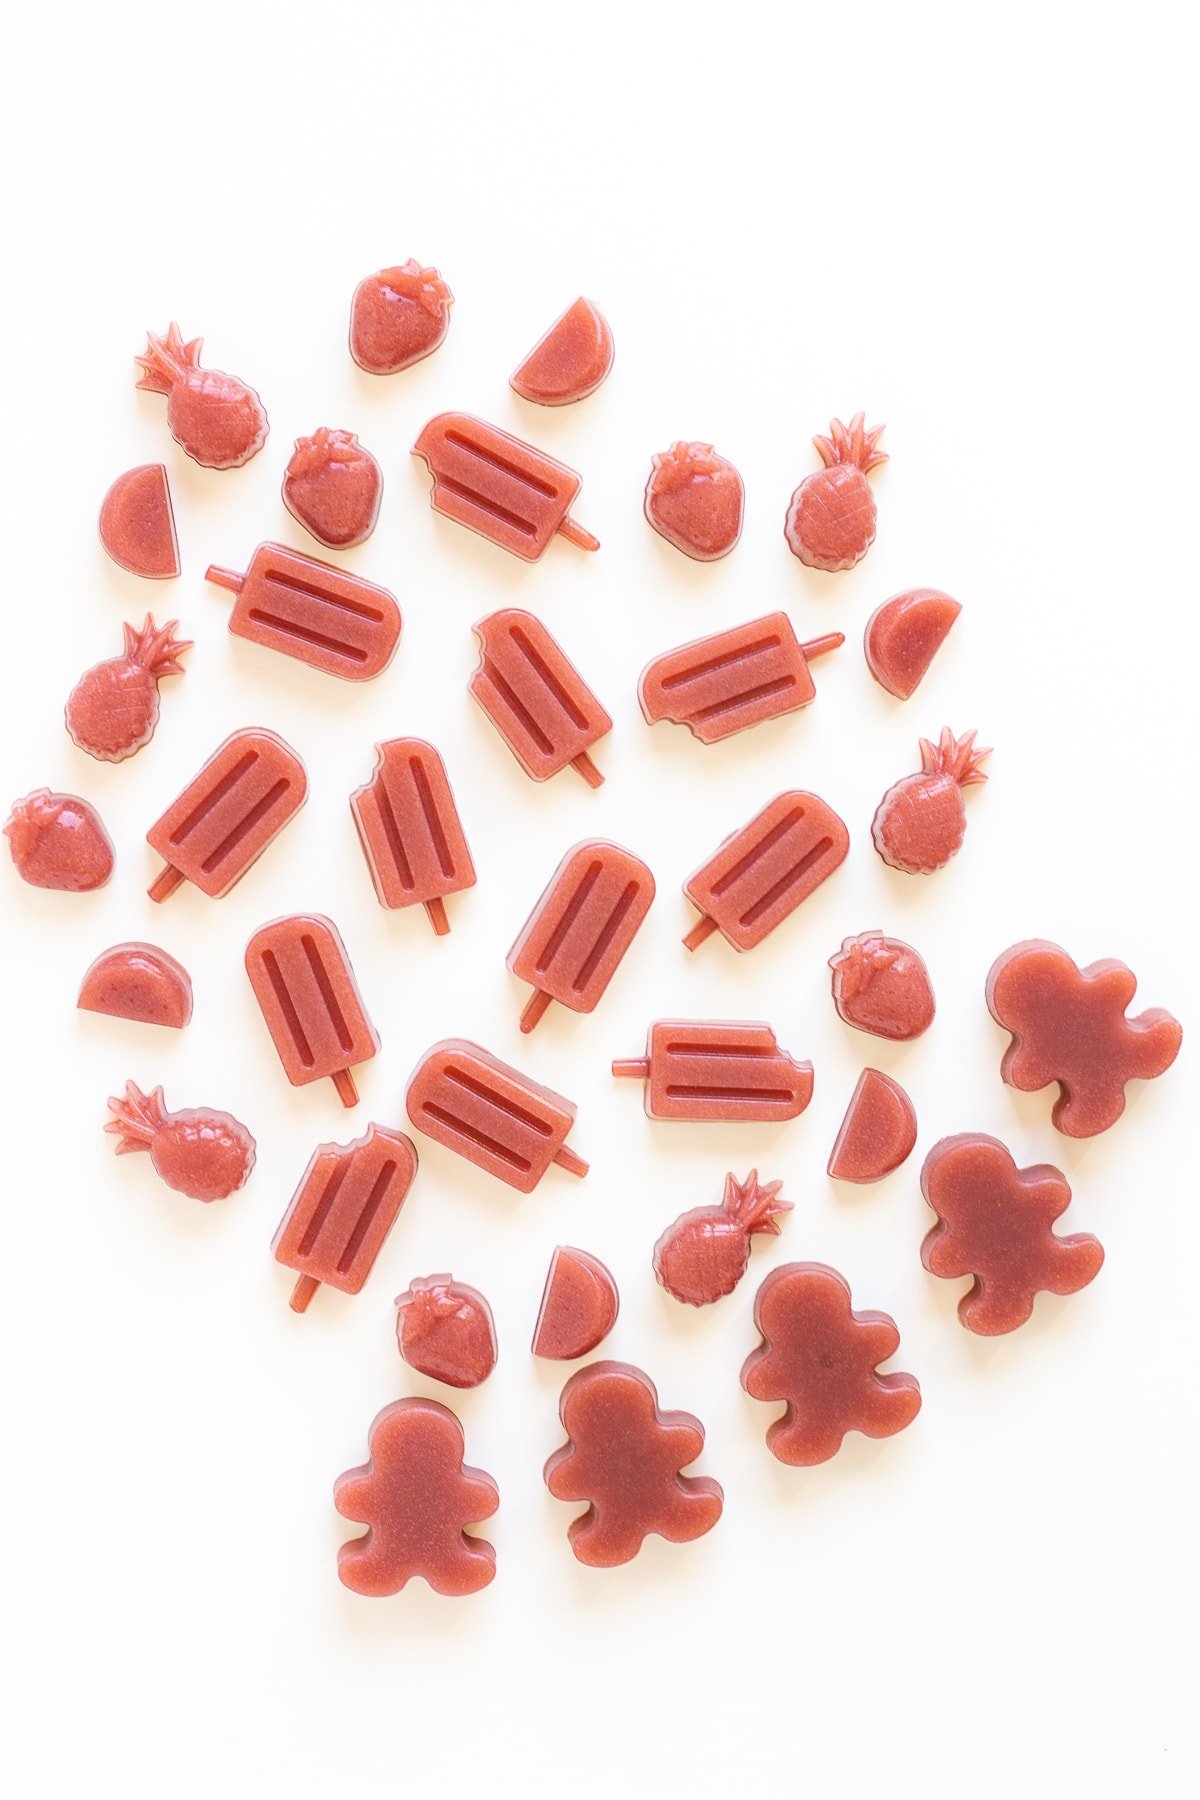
[683,791,849,952]
[350,738,476,934]
[245,914,379,1106]
[638,613,843,744]
[273,1123,418,1311]
[207,542,401,681]
[406,1039,587,1193]
[470,609,611,787]
[508,840,655,1032]
[413,413,599,560]
[612,1020,813,1122]
[146,728,307,902]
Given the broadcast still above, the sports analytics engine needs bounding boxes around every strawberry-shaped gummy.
[395,1276,498,1389]
[830,930,935,1040]
[872,728,990,874]
[920,1133,1104,1334]
[282,428,383,549]
[785,413,887,572]
[544,1362,723,1567]
[105,1079,255,1202]
[65,616,190,763]
[741,1262,921,1465]
[5,789,113,891]
[653,1170,790,1307]
[349,260,453,374]
[135,324,268,470]
[335,1398,499,1597]
[643,441,745,561]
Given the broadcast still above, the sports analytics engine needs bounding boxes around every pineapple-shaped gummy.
[136,323,269,469]
[105,1080,255,1202]
[654,1171,789,1306]
[872,728,991,875]
[65,616,190,763]
[785,413,887,572]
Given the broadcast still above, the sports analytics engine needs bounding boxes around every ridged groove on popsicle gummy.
[511,625,592,728]
[442,1065,554,1134]
[245,610,372,662]
[709,805,806,896]
[573,883,640,991]
[411,755,454,877]
[297,1157,352,1255]
[337,1161,397,1273]
[199,778,290,873]
[167,750,258,845]
[535,860,604,974]
[262,949,314,1066]
[659,634,783,690]
[444,429,559,499]
[740,836,834,927]
[301,931,355,1053]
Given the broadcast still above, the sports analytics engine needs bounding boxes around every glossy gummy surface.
[78,942,192,1028]
[612,1019,814,1122]
[146,728,307,902]
[864,588,961,699]
[282,429,382,548]
[406,1039,587,1193]
[510,297,613,405]
[413,413,599,560]
[245,914,379,1106]
[638,613,843,743]
[351,738,476,934]
[684,790,849,952]
[643,442,744,561]
[272,1124,418,1311]
[98,464,179,578]
[470,609,611,787]
[827,1069,917,1182]
[532,1247,619,1360]
[830,931,935,1041]
[5,789,114,892]
[508,840,654,1031]
[207,542,400,681]
[396,1277,497,1388]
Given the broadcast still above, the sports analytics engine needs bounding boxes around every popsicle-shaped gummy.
[406,1038,587,1193]
[207,542,401,681]
[146,727,307,902]
[471,608,612,787]
[639,614,843,744]
[245,914,379,1107]
[613,1020,814,1122]
[351,738,475,935]
[273,1123,418,1312]
[412,412,599,561]
[684,790,849,952]
[508,840,655,1032]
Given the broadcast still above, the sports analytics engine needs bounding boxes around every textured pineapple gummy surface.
[470,608,612,787]
[742,1262,921,1465]
[507,840,655,1032]
[98,464,180,578]
[272,1124,418,1312]
[544,1362,723,1567]
[78,942,193,1029]
[532,1247,619,1360]
[510,297,613,405]
[413,412,599,560]
[104,1079,255,1202]
[871,728,990,875]
[784,414,887,572]
[206,542,401,681]
[612,1020,814,1122]
[920,1133,1105,1334]
[406,1039,588,1193]
[396,1277,497,1388]
[335,1398,498,1597]
[864,589,961,700]
[5,789,114,891]
[638,613,844,744]
[985,941,1183,1138]
[136,323,268,469]
[830,931,935,1040]
[245,914,379,1108]
[654,1170,789,1307]
[282,429,382,549]
[350,261,453,374]
[643,441,745,561]
[65,616,190,763]
[684,789,850,951]
[351,738,476,935]
[146,727,307,902]
[827,1069,917,1183]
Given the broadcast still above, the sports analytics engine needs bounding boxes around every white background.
[2,4,1196,1795]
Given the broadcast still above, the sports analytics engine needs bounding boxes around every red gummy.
[78,943,192,1029]
[544,1362,723,1567]
[65,616,190,763]
[654,1170,789,1307]
[986,940,1183,1138]
[612,1019,813,1123]
[638,614,843,744]
[742,1263,921,1465]
[471,609,611,788]
[413,413,599,561]
[135,323,267,470]
[335,1398,498,1598]
[872,728,990,875]
[830,931,935,1041]
[784,413,886,572]
[146,727,307,902]
[684,790,850,952]
[827,1069,917,1183]
[245,914,379,1108]
[5,789,113,892]
[98,464,179,579]
[406,1039,588,1193]
[272,1123,418,1312]
[349,261,453,375]
[532,1247,619,1360]
[508,840,655,1032]
[865,589,961,700]
[105,1079,254,1202]
[396,1277,497,1389]
[207,542,401,682]
[510,298,613,406]
[351,738,476,934]
[282,429,382,549]
[644,442,744,562]
[921,1133,1105,1335]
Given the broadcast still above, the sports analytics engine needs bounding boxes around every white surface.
[2,4,1196,1796]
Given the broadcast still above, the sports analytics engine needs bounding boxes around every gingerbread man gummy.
[785,413,886,572]
[335,1399,498,1597]
[741,1263,921,1465]
[986,940,1182,1138]
[544,1362,723,1567]
[136,323,268,470]
[920,1134,1105,1335]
